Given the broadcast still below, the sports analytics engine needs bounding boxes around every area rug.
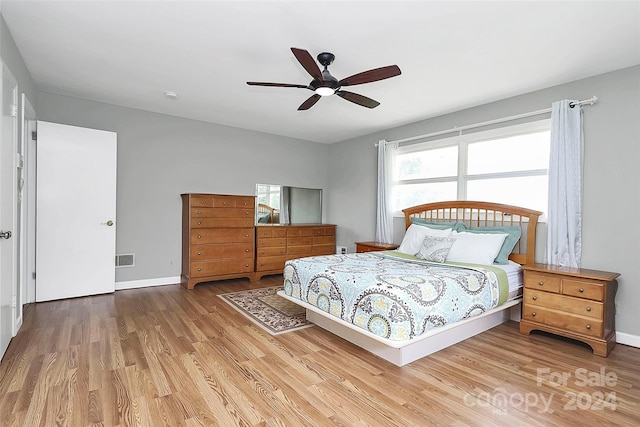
[218,286,314,335]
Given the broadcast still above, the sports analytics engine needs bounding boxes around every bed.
[278,201,542,366]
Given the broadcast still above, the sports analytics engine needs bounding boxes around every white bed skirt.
[278,290,521,367]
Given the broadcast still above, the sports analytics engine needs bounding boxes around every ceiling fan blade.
[336,90,380,108]
[338,65,401,87]
[291,47,322,81]
[298,94,322,110]
[247,82,309,89]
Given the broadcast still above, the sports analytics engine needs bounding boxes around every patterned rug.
[218,286,314,335]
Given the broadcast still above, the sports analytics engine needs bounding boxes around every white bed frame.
[281,201,542,367]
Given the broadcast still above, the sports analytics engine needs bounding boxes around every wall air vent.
[115,254,135,268]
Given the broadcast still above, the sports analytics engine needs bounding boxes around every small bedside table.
[355,241,399,253]
[519,263,619,357]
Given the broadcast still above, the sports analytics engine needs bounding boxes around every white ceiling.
[2,1,639,144]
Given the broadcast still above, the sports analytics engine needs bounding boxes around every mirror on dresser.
[256,183,322,225]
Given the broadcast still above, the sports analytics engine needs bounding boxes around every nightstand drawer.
[523,289,602,319]
[522,305,603,338]
[563,279,604,301]
[524,272,561,293]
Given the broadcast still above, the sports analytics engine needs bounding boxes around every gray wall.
[36,93,330,283]
[1,15,37,106]
[326,65,640,336]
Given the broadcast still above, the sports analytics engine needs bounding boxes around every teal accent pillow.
[456,224,522,264]
[411,218,466,231]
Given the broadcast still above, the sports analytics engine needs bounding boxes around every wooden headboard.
[402,201,542,265]
[257,203,277,224]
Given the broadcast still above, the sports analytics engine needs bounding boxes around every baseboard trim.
[616,331,640,349]
[115,276,180,290]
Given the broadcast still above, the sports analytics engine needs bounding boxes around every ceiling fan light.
[315,86,335,97]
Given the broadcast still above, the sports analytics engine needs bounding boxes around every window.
[391,120,550,215]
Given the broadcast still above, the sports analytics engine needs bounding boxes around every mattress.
[283,251,512,341]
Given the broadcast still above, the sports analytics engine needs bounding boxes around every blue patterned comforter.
[283,251,509,341]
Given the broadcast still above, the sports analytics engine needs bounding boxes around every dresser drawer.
[192,218,254,228]
[190,259,254,277]
[189,195,214,207]
[190,228,254,244]
[287,245,312,256]
[257,246,286,256]
[190,243,253,260]
[288,236,313,246]
[563,279,604,301]
[313,236,336,245]
[256,227,287,238]
[212,195,254,208]
[522,305,603,338]
[312,244,335,255]
[524,272,561,293]
[255,255,289,272]
[191,207,254,218]
[523,289,602,319]
[256,238,286,248]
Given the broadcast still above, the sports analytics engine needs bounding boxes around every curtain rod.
[381,96,598,147]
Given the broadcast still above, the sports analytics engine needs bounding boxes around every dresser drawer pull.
[197,235,201,239]
[579,288,584,293]
[200,200,205,204]
[532,296,537,301]
[245,234,249,237]
[586,307,591,312]
[586,324,591,330]
[538,281,544,286]
[197,252,201,256]
[197,221,202,225]
[246,212,250,215]
[245,249,249,252]
[532,312,536,317]
[197,268,202,272]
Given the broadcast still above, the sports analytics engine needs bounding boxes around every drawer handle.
[246,212,249,215]
[245,249,249,252]
[532,296,537,301]
[586,307,591,312]
[200,201,204,204]
[197,268,202,272]
[531,312,536,317]
[245,264,249,267]
[245,234,249,237]
[579,288,584,293]
[197,235,202,239]
[538,281,544,286]
[197,211,201,214]
[586,324,591,330]
[198,221,202,225]
[197,252,201,256]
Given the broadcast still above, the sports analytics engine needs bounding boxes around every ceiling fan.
[247,47,401,111]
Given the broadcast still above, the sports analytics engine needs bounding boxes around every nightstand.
[355,241,399,253]
[519,263,619,356]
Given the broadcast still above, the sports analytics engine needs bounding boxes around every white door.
[36,121,117,302]
[0,64,18,357]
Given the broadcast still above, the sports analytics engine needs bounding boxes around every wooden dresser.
[519,263,619,356]
[256,224,336,280]
[181,193,255,289]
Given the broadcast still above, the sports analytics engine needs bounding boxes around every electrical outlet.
[336,246,347,255]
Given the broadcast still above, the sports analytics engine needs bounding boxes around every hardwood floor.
[1,276,638,426]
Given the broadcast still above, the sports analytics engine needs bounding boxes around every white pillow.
[445,231,509,265]
[398,224,452,256]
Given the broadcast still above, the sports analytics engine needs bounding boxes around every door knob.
[0,230,11,239]
[101,220,114,226]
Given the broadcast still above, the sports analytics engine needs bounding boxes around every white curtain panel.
[375,140,393,243]
[546,100,584,267]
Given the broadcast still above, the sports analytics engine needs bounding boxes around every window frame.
[391,119,550,217]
